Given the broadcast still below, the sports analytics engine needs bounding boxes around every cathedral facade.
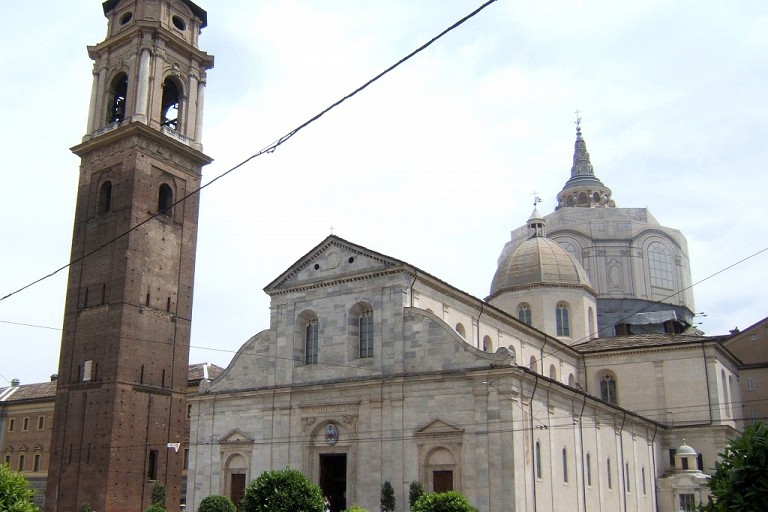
[187,129,740,512]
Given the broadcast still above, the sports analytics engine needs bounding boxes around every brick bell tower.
[45,1,213,511]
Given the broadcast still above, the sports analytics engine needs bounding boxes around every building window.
[18,454,25,472]
[562,448,568,483]
[555,303,570,337]
[158,183,174,216]
[679,494,696,511]
[607,458,612,489]
[107,73,128,124]
[482,335,493,352]
[549,364,558,380]
[183,448,190,470]
[359,309,374,358]
[147,450,158,480]
[160,77,182,130]
[529,356,538,373]
[518,303,532,325]
[305,318,319,364]
[455,323,466,339]
[586,453,592,486]
[8,419,14,432]
[187,404,192,419]
[99,180,112,214]
[4,455,10,465]
[22,417,29,431]
[642,467,646,495]
[37,416,44,430]
[33,454,41,472]
[648,242,674,289]
[625,462,631,493]
[535,441,542,479]
[746,378,756,390]
[600,374,618,405]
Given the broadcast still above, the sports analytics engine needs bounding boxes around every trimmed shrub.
[199,495,237,512]
[380,481,395,512]
[151,481,167,506]
[343,506,368,512]
[144,505,166,512]
[408,482,424,510]
[411,491,478,512]
[240,467,323,512]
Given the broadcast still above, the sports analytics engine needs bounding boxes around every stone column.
[134,48,151,124]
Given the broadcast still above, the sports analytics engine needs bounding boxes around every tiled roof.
[572,333,728,353]
[0,381,56,403]
[187,362,224,383]
[0,364,226,403]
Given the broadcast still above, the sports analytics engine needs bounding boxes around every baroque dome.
[489,236,594,296]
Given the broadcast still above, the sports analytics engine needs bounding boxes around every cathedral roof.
[489,236,593,296]
[572,333,729,353]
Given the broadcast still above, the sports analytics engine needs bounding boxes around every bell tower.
[45,1,213,511]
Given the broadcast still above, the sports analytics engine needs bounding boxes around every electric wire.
[0,0,499,304]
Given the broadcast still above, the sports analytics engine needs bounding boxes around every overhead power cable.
[0,0,500,303]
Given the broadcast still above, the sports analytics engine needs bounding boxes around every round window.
[120,12,133,25]
[172,15,186,31]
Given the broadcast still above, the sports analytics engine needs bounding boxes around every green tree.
[144,505,166,512]
[0,464,39,512]
[150,481,167,507]
[199,494,237,512]
[240,467,323,512]
[408,481,424,510]
[343,507,368,512]
[699,421,768,511]
[380,481,395,512]
[411,491,478,512]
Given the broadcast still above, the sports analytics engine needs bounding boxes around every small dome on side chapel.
[489,208,594,296]
[488,206,598,343]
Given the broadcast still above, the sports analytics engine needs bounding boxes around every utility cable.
[0,0,500,303]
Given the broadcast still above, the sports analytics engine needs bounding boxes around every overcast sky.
[1,0,767,386]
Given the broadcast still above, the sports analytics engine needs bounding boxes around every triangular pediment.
[264,236,407,294]
[415,417,465,436]
[218,429,254,445]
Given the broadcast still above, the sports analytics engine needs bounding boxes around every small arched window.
[535,441,542,479]
[586,452,592,486]
[518,303,532,325]
[482,335,493,352]
[455,323,466,339]
[529,356,538,373]
[578,192,588,204]
[359,309,373,358]
[107,73,128,124]
[305,318,318,364]
[648,241,674,289]
[158,183,173,216]
[556,303,570,337]
[601,374,618,404]
[566,196,574,206]
[507,345,516,363]
[98,181,112,214]
[549,364,558,380]
[161,77,182,130]
[721,370,730,417]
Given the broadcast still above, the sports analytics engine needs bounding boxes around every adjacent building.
[0,363,222,510]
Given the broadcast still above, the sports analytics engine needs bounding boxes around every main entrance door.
[319,454,347,512]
